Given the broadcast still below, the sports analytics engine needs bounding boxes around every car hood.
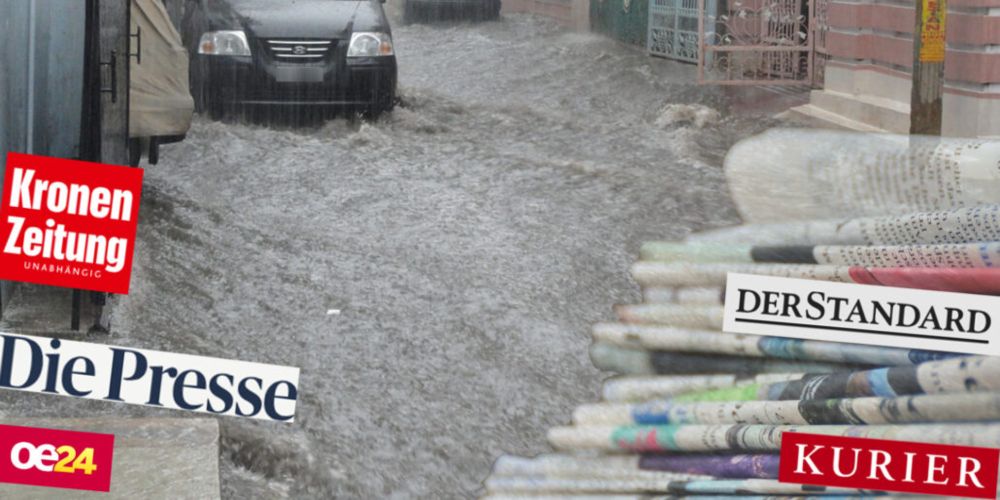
[205,0,389,39]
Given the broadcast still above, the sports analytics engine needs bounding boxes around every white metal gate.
[697,0,814,85]
[648,0,715,62]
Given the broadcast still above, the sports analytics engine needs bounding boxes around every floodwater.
[8,14,784,498]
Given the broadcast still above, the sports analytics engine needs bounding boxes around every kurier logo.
[0,152,143,294]
[780,432,1000,498]
[0,424,114,492]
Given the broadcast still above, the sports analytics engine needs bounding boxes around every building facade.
[795,0,1000,136]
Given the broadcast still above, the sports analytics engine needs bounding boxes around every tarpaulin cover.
[129,0,193,138]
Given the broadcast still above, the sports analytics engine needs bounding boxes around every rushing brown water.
[6,14,782,498]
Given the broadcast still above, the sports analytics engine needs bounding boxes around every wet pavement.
[3,14,787,498]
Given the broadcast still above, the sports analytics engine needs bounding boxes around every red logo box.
[779,432,1000,498]
[0,424,115,492]
[0,152,143,294]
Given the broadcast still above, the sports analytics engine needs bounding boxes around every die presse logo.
[0,332,300,422]
[0,424,114,492]
[0,152,143,294]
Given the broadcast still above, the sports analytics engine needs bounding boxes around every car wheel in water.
[365,91,395,119]
[128,138,143,167]
[206,90,226,121]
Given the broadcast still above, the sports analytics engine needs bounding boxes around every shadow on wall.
[591,0,648,46]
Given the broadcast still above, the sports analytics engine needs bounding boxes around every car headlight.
[198,30,252,56]
[347,32,394,57]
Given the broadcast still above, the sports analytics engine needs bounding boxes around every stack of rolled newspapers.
[482,130,1000,499]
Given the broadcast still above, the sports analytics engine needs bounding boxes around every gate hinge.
[99,50,118,103]
[130,26,142,64]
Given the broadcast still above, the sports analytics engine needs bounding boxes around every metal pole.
[76,0,103,331]
[806,0,814,87]
[910,0,946,135]
[71,291,81,331]
[26,0,37,153]
[697,0,705,83]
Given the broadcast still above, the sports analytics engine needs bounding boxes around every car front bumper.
[200,53,397,108]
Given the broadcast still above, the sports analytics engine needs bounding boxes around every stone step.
[0,283,106,335]
[788,89,910,133]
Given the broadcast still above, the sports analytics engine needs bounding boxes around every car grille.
[264,39,336,63]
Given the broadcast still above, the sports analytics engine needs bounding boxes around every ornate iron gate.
[811,0,830,87]
[648,0,715,62]
[697,0,813,85]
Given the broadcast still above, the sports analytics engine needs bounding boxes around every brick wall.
[797,0,1000,136]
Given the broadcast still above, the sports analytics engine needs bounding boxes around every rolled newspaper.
[641,242,1000,268]
[630,262,850,287]
[671,355,1000,403]
[592,323,955,365]
[486,475,867,495]
[548,423,1000,453]
[630,262,1000,293]
[600,374,803,403]
[638,454,779,479]
[590,343,863,376]
[613,304,724,328]
[491,454,708,481]
[686,205,1000,246]
[725,129,1000,222]
[573,392,1000,426]
[641,286,723,305]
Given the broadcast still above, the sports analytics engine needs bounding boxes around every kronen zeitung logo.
[0,153,143,294]
[4,167,131,273]
[0,333,300,422]
[723,274,1000,356]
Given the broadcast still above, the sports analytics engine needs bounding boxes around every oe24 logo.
[10,442,98,475]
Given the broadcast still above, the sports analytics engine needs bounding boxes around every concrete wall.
[796,0,1000,136]
[0,0,86,162]
[0,0,86,315]
[0,1,29,316]
[1,1,31,169]
[503,0,590,31]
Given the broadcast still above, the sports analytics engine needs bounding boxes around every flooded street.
[4,15,780,498]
